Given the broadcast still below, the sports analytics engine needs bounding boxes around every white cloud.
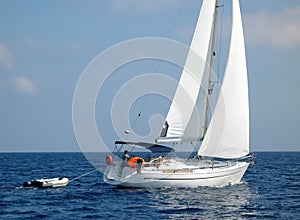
[0,42,15,69]
[11,76,38,95]
[244,6,300,48]
[108,0,183,13]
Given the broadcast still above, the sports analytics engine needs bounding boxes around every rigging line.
[69,168,99,183]
[217,1,224,81]
[203,0,220,136]
[131,0,186,130]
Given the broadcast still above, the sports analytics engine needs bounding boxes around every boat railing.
[111,157,239,173]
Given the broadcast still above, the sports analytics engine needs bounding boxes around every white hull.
[104,160,249,188]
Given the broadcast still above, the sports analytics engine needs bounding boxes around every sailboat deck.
[115,158,238,175]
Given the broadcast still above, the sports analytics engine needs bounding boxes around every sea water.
[0,152,299,219]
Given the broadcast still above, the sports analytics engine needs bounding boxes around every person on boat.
[159,156,163,167]
[118,150,129,177]
[122,150,130,161]
[136,157,143,174]
[154,156,163,168]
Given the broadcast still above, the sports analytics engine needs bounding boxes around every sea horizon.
[0,150,299,153]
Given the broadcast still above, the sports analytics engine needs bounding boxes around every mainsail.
[157,0,217,142]
[198,0,249,158]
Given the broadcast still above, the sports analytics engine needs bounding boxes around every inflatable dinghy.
[23,177,69,189]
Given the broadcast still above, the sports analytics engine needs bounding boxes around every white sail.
[158,0,216,142]
[198,0,249,158]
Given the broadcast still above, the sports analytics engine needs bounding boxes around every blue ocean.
[1,152,299,219]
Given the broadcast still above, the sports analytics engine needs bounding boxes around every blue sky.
[0,0,299,152]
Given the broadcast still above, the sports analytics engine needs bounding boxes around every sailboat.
[104,0,253,188]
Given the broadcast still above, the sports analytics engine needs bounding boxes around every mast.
[202,0,219,138]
